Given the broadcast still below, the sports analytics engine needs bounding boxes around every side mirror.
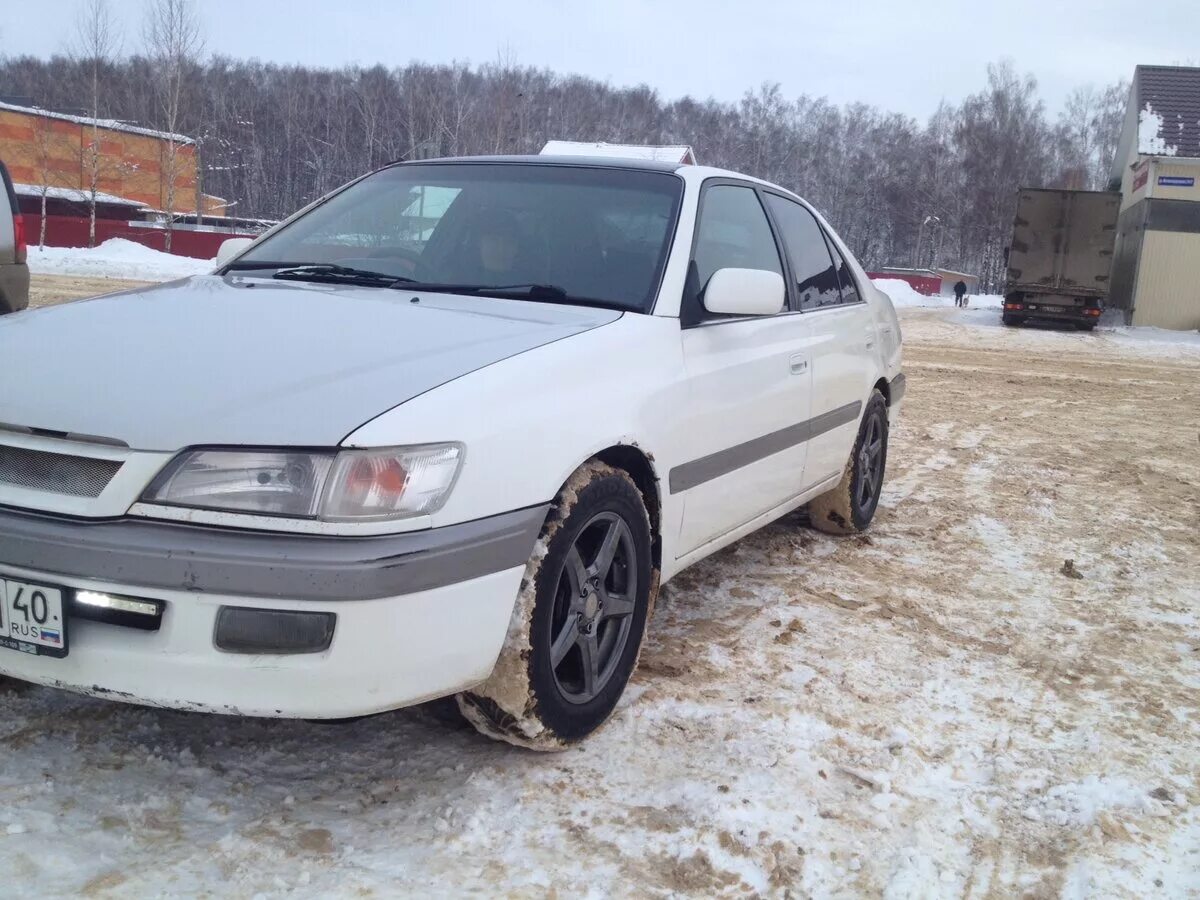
[215,237,254,268]
[703,268,785,317]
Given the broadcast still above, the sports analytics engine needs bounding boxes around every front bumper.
[0,504,547,717]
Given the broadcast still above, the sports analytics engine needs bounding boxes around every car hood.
[0,275,622,450]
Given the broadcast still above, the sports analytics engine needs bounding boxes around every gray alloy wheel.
[456,461,655,750]
[855,409,886,514]
[548,511,639,705]
[807,389,889,535]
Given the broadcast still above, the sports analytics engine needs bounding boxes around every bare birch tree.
[144,0,203,251]
[29,116,74,248]
[73,0,119,247]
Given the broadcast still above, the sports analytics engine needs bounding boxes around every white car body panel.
[0,277,617,450]
[0,554,525,718]
[0,157,903,716]
[673,313,812,554]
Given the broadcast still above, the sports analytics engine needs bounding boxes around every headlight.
[143,444,464,520]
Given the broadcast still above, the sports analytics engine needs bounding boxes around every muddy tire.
[457,461,655,750]
[807,390,889,536]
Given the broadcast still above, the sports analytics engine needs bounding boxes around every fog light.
[214,607,335,655]
[76,590,161,617]
[73,590,164,631]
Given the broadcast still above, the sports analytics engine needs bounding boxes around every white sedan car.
[0,157,903,748]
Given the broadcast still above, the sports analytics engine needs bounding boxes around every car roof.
[383,154,802,203]
[392,154,685,173]
[379,157,801,210]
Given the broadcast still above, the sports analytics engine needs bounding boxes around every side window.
[763,195,841,310]
[692,185,783,294]
[824,233,861,305]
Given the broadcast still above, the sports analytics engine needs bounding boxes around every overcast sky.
[4,0,1195,119]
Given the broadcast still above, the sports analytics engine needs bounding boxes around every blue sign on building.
[1157,175,1195,187]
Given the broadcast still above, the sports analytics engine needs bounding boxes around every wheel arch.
[872,376,890,406]
[591,444,662,572]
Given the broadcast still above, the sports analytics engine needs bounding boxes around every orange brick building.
[0,101,225,216]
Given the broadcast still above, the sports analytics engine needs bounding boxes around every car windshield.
[233,163,684,312]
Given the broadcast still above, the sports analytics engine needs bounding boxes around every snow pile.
[26,239,213,281]
[873,278,1001,310]
[1023,776,1163,826]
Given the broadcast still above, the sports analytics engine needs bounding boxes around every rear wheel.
[458,461,655,749]
[1075,322,1096,331]
[807,390,889,535]
[1003,314,1025,327]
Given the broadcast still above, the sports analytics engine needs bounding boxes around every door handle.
[789,354,808,374]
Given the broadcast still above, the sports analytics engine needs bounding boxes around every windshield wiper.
[389,281,565,298]
[389,281,623,308]
[271,264,415,286]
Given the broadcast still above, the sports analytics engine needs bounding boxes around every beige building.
[1107,66,1200,330]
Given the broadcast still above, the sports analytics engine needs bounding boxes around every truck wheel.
[1002,315,1024,327]
[457,461,655,750]
[807,390,889,535]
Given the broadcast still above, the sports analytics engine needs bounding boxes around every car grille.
[0,445,123,498]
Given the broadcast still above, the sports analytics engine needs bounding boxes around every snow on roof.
[540,140,696,164]
[0,101,195,145]
[1132,66,1200,158]
[13,182,148,208]
[1137,104,1178,157]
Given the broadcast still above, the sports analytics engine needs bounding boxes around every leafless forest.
[1,3,1125,287]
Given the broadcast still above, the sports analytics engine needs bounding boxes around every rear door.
[763,194,874,485]
[674,182,814,555]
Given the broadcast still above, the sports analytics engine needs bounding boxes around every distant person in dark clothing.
[953,280,968,308]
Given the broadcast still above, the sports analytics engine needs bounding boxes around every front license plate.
[0,577,68,658]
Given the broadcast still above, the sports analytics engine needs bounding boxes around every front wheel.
[458,461,655,749]
[807,390,889,535]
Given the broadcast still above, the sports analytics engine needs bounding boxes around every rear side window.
[692,185,783,292]
[763,195,841,310]
[824,234,861,305]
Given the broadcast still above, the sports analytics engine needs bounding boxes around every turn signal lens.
[322,444,463,520]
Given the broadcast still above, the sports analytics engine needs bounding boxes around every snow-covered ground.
[4,283,1199,897]
[26,239,213,282]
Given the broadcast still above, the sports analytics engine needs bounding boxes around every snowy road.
[2,295,1199,897]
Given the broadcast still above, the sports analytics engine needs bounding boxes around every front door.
[674,183,814,555]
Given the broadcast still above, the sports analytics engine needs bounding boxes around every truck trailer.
[1002,188,1120,330]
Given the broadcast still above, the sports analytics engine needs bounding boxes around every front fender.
[341,313,686,530]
